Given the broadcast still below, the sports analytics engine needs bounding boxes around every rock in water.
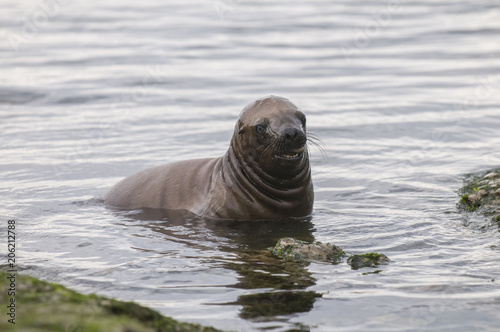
[269,238,391,270]
[347,253,390,270]
[269,237,345,264]
[458,168,500,225]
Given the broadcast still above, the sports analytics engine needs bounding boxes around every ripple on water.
[2,0,500,330]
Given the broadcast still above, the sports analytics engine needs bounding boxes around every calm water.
[2,0,500,331]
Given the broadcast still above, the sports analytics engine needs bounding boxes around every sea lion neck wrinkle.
[239,143,310,187]
[203,145,310,220]
[216,132,311,209]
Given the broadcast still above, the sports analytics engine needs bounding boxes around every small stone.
[468,189,487,202]
[484,172,499,179]
[491,179,500,187]
[347,255,373,269]
[495,188,500,197]
[347,253,390,270]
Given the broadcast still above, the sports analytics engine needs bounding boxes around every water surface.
[1,0,500,331]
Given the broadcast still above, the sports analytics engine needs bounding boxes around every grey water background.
[2,0,500,330]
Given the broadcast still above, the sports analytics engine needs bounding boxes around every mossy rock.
[268,237,346,264]
[457,168,500,225]
[347,253,390,270]
[269,238,390,270]
[0,271,223,332]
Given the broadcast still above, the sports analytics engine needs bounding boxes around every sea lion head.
[231,96,309,180]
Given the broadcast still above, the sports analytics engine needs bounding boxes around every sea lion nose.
[283,127,300,141]
[283,127,305,141]
[282,127,306,148]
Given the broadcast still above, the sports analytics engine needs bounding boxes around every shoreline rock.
[0,271,223,332]
[458,168,500,225]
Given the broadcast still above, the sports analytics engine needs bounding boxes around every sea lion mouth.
[279,152,301,159]
[269,127,307,162]
[275,148,305,161]
[282,153,301,159]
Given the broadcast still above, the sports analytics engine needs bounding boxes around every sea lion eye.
[255,124,267,135]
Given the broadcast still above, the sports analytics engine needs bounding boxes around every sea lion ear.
[238,120,244,134]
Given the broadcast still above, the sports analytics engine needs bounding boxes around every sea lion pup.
[104,96,314,220]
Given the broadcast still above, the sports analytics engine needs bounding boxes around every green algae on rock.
[0,271,223,332]
[268,237,346,264]
[457,168,500,225]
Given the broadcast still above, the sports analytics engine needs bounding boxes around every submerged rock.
[458,168,500,225]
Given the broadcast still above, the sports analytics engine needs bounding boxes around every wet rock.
[484,172,499,179]
[491,179,500,187]
[458,168,500,225]
[347,253,390,270]
[468,189,487,203]
[269,237,345,264]
[269,238,390,271]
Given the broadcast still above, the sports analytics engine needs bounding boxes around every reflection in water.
[116,207,321,322]
[236,291,321,320]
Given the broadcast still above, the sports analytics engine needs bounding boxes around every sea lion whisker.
[261,139,279,159]
[276,139,286,157]
[306,132,327,158]
[307,139,326,158]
